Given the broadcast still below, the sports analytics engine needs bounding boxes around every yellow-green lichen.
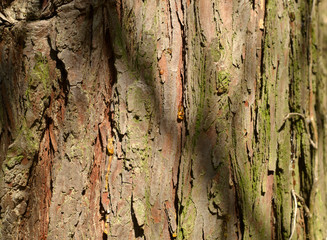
[217,71,230,95]
[5,154,24,169]
[209,38,222,63]
[179,198,196,239]
[27,53,51,95]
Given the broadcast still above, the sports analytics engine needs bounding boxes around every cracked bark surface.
[0,0,326,239]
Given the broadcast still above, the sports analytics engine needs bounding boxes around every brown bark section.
[0,1,113,239]
[0,0,326,239]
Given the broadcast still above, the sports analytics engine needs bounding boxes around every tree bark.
[0,0,326,239]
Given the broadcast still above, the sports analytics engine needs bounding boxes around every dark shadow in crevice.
[131,195,145,239]
[48,36,69,105]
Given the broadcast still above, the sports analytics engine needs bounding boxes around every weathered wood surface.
[0,0,326,239]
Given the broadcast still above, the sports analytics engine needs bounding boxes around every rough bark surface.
[0,0,326,239]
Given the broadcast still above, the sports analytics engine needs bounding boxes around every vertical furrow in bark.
[0,1,116,239]
[0,18,62,239]
[253,0,290,238]
[179,0,238,239]
[286,0,321,238]
[103,0,185,238]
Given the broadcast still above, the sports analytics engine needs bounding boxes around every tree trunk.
[0,0,326,239]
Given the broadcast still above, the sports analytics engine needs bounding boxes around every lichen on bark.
[1,0,327,239]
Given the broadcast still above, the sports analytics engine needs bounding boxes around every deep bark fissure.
[259,1,267,101]
[299,138,311,237]
[235,186,245,239]
[229,152,242,239]
[173,1,187,235]
[174,126,182,234]
[274,152,284,239]
[99,195,108,239]
[48,37,69,105]
[131,195,145,238]
[105,29,117,88]
[168,0,173,45]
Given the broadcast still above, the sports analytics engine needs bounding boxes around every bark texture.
[0,0,326,239]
